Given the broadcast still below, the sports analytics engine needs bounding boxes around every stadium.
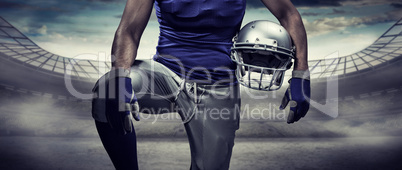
[0,16,401,169]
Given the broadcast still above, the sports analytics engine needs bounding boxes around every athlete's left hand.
[92,68,140,135]
[279,76,311,124]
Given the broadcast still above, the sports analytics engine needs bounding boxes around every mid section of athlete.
[92,0,310,169]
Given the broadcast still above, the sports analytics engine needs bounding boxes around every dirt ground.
[0,136,401,170]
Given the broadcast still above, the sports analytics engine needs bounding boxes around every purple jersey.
[154,0,246,83]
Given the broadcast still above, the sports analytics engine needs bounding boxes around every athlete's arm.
[111,0,154,70]
[260,0,308,71]
[94,0,154,133]
[261,0,310,123]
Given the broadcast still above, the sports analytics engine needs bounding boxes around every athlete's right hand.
[279,70,311,124]
[92,69,140,135]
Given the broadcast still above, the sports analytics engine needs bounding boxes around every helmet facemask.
[232,49,292,91]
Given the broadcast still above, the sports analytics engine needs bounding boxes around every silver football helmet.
[231,20,294,91]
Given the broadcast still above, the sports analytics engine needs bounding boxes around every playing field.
[0,136,401,170]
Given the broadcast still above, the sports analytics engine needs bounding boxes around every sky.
[0,0,401,61]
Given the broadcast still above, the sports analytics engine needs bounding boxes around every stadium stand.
[0,17,401,138]
[0,16,401,101]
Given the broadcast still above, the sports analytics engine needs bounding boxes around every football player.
[92,0,310,169]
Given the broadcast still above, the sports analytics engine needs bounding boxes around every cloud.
[0,1,65,12]
[47,32,67,40]
[291,0,343,7]
[302,8,346,16]
[304,9,402,37]
[307,32,378,59]
[246,0,265,9]
[246,0,343,8]
[303,18,346,37]
[246,0,401,8]
[390,3,402,8]
[301,12,321,16]
[20,27,30,34]
[340,0,401,6]
[0,1,75,29]
[19,25,48,36]
[328,8,346,15]
[36,25,47,35]
[246,0,346,8]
